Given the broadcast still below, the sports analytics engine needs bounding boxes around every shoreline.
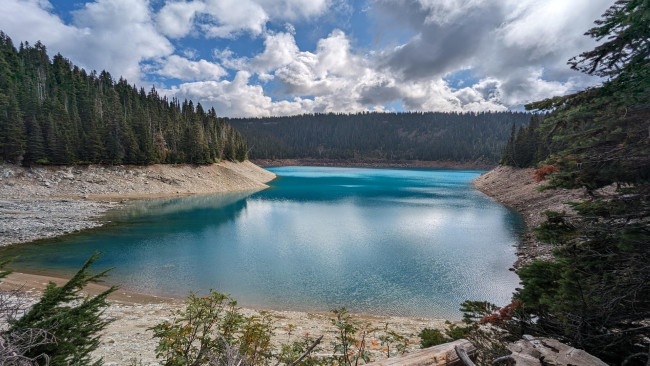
[2,271,448,365]
[0,161,276,246]
[473,166,588,268]
[253,158,496,170]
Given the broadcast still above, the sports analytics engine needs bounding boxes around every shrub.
[6,253,116,366]
[533,165,559,182]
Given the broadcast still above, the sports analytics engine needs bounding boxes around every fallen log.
[366,339,476,366]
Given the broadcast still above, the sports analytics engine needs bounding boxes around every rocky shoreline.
[253,158,497,170]
[473,166,588,268]
[0,161,276,246]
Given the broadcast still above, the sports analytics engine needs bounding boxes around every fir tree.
[512,1,650,363]
[10,253,117,366]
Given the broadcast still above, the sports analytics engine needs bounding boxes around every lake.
[2,166,523,319]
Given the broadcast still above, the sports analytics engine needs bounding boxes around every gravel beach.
[0,162,276,246]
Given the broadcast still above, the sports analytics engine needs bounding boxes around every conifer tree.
[512,1,650,363]
[10,253,117,366]
[0,33,249,166]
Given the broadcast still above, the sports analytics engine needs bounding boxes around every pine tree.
[0,33,248,167]
[10,253,117,366]
[527,0,650,191]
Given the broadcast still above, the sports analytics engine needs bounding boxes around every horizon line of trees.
[229,111,532,163]
[0,32,248,167]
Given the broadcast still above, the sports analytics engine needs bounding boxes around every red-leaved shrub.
[534,165,559,182]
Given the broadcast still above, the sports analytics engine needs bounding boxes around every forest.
[0,33,248,166]
[228,111,531,163]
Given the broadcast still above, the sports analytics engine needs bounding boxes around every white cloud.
[374,0,612,109]
[156,55,226,81]
[0,0,81,54]
[256,0,329,20]
[250,32,299,73]
[71,0,174,82]
[213,48,249,70]
[1,0,174,84]
[163,71,310,117]
[156,0,205,38]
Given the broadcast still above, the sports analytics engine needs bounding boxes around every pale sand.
[2,271,449,365]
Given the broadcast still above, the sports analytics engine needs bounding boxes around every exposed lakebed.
[3,167,523,319]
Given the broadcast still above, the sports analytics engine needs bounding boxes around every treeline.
[228,111,531,163]
[499,114,550,167]
[0,32,247,166]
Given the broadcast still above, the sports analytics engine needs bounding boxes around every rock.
[1,168,15,178]
[506,335,607,366]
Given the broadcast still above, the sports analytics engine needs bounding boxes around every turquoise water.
[2,167,523,319]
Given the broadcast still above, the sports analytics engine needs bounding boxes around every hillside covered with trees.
[0,33,248,166]
[229,111,531,163]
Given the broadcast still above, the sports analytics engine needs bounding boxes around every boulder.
[506,335,607,366]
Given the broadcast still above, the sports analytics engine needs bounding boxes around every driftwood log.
[366,339,476,366]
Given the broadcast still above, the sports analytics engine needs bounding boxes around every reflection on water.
[1,167,523,319]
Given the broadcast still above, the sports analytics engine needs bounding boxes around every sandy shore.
[2,271,448,365]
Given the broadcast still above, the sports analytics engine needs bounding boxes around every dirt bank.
[473,166,590,268]
[253,158,496,170]
[2,272,447,365]
[0,161,276,246]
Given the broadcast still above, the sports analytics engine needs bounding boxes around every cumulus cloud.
[156,55,226,81]
[0,0,82,56]
[1,0,173,83]
[373,0,612,108]
[163,71,311,117]
[250,32,299,73]
[156,0,205,38]
[71,0,174,82]
[152,0,331,39]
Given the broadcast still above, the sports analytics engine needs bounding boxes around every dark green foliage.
[0,258,54,365]
[499,114,548,167]
[0,33,248,165]
[418,328,447,348]
[229,111,530,163]
[515,191,650,364]
[532,211,576,244]
[9,253,117,366]
[506,1,650,364]
[525,0,649,191]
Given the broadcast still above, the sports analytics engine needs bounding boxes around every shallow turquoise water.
[3,167,523,319]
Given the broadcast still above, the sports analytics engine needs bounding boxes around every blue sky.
[1,0,612,117]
